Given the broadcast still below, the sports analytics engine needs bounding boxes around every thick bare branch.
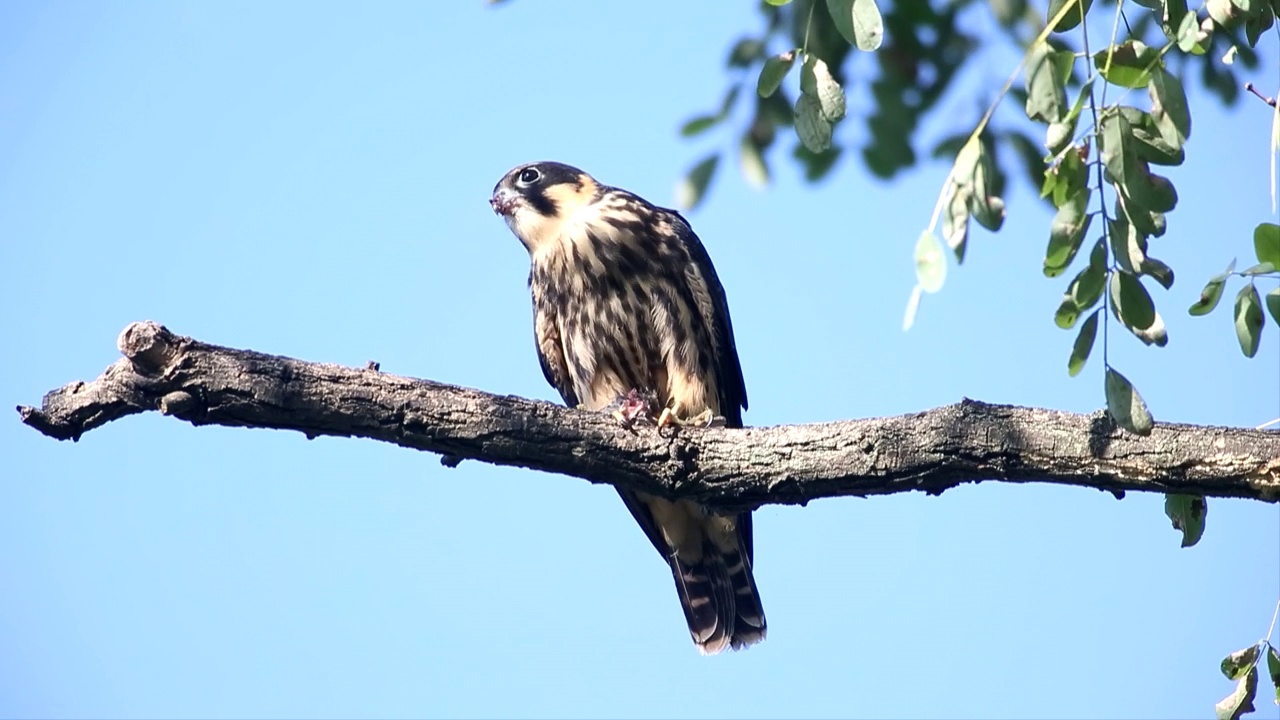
[17,321,1280,507]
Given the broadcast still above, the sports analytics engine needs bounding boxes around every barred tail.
[723,542,767,650]
[670,541,766,654]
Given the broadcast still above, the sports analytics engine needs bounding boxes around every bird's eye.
[517,167,541,186]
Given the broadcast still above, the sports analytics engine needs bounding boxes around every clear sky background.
[2,2,1278,718]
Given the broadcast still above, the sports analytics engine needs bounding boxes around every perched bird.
[490,161,766,654]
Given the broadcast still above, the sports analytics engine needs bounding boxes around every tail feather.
[671,555,734,654]
[723,546,767,649]
[670,545,766,655]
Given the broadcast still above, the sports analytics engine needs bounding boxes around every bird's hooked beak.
[490,187,518,217]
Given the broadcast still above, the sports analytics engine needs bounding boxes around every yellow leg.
[657,407,720,428]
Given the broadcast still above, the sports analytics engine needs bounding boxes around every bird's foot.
[608,388,660,429]
[656,407,726,429]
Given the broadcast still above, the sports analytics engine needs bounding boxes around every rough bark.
[17,321,1280,508]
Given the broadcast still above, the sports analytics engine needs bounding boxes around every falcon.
[490,161,766,654]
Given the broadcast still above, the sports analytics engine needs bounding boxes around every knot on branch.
[118,321,184,375]
[158,391,197,416]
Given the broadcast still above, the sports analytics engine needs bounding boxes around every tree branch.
[17,321,1280,507]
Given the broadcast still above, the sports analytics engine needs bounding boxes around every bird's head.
[491,161,599,253]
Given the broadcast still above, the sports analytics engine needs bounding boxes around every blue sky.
[2,2,1278,718]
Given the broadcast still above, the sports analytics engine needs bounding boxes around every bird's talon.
[656,407,719,428]
[685,409,715,427]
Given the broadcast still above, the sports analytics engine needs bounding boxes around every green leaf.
[800,55,847,122]
[675,153,720,210]
[1189,258,1239,315]
[1111,270,1157,330]
[765,0,792,5]
[727,38,766,68]
[1119,169,1178,223]
[954,135,1006,232]
[739,134,769,189]
[718,83,743,118]
[1244,4,1275,46]
[757,51,797,98]
[1223,644,1262,681]
[1109,217,1176,289]
[1101,116,1170,238]
[931,132,970,160]
[952,135,981,181]
[1046,121,1076,156]
[1025,43,1070,122]
[1129,167,1179,214]
[680,115,721,138]
[1190,277,1230,315]
[1135,170,1179,214]
[1149,68,1192,146]
[970,192,1007,232]
[793,94,833,153]
[1234,283,1265,357]
[1242,262,1277,276]
[1073,240,1108,309]
[1068,309,1100,376]
[1143,256,1175,290]
[942,186,971,263]
[1119,105,1185,166]
[1099,110,1133,189]
[1045,188,1091,277]
[1136,311,1169,346]
[1048,148,1088,208]
[1266,645,1280,706]
[1164,494,1207,547]
[1175,9,1205,53]
[1047,0,1093,31]
[1216,666,1258,720]
[1118,195,1167,239]
[1266,287,1280,325]
[757,88,793,127]
[1046,78,1094,153]
[1254,222,1280,265]
[1054,297,1080,329]
[1093,40,1161,89]
[1105,367,1154,435]
[915,231,947,293]
[852,0,885,51]
[827,0,884,51]
[1208,0,1245,27]
[1056,240,1107,328]
[1217,258,1240,280]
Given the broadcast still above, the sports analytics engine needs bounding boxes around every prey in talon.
[608,388,659,428]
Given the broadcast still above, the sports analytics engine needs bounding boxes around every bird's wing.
[666,210,754,563]
[533,300,578,408]
[670,212,748,428]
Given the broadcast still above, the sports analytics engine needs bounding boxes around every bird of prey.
[490,161,766,654]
